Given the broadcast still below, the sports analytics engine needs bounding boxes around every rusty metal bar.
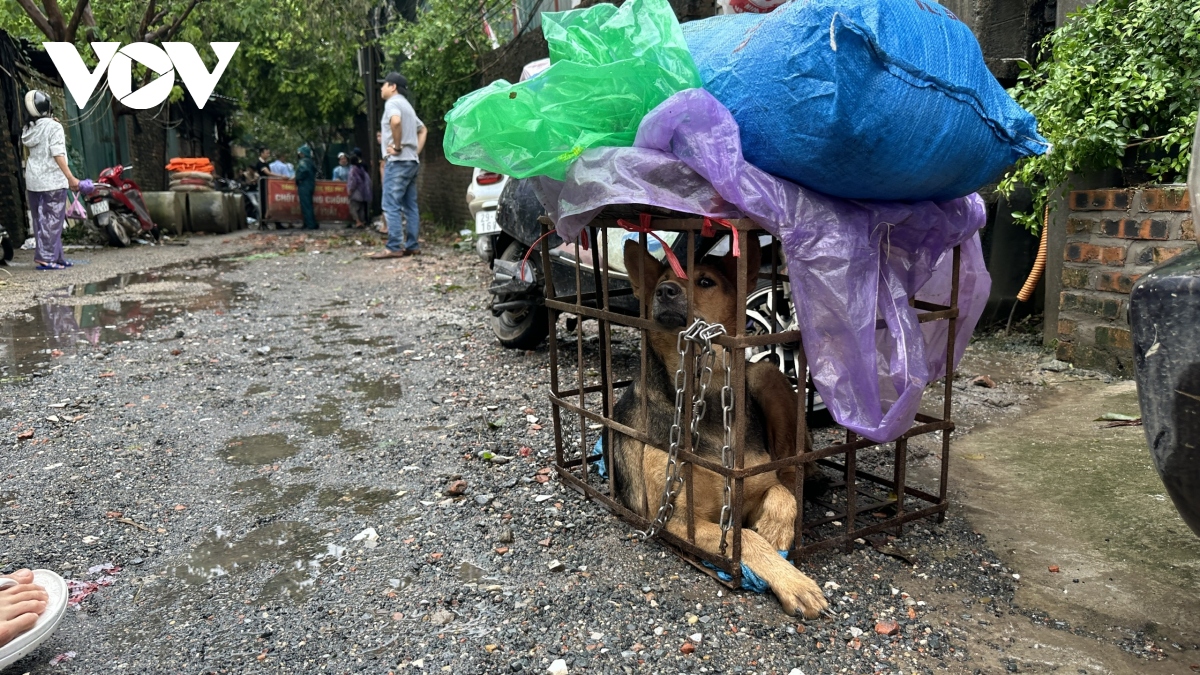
[938,246,961,523]
[600,228,619,497]
[556,380,633,399]
[795,504,947,557]
[790,324,809,562]
[543,222,566,469]
[893,438,908,535]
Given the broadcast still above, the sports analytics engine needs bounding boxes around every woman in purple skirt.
[21,90,80,271]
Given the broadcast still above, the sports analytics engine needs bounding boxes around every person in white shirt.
[20,91,80,270]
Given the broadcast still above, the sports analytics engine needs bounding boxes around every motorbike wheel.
[490,241,549,350]
[105,215,132,248]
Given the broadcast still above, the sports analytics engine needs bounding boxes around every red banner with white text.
[262,178,350,223]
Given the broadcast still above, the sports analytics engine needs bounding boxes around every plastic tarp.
[681,0,1048,201]
[537,89,991,443]
[443,0,701,180]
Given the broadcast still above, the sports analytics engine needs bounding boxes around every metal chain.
[638,319,733,542]
[718,347,736,555]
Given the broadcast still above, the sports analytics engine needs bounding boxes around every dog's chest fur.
[610,347,771,513]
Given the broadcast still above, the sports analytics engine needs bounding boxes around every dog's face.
[624,236,761,331]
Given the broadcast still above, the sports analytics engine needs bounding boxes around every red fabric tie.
[701,217,740,258]
[617,213,688,280]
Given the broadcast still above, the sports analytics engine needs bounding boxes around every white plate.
[89,200,109,215]
[475,209,499,235]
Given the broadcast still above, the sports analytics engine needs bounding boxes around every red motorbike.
[82,164,158,247]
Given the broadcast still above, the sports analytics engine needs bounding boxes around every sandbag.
[170,177,213,187]
[170,171,213,181]
[443,0,701,180]
[682,0,1048,201]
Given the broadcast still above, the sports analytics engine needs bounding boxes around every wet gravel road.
[0,233,1175,674]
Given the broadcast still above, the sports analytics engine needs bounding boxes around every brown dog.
[610,237,828,618]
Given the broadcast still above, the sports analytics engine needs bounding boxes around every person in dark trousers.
[295,144,318,230]
[345,154,371,229]
[253,147,286,230]
[368,72,427,259]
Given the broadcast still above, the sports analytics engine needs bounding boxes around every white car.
[467,168,507,261]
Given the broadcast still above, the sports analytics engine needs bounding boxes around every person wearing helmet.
[295,144,318,230]
[20,90,80,271]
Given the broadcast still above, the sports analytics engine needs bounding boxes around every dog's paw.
[773,568,829,619]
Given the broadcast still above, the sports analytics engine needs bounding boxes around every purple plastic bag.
[540,89,990,443]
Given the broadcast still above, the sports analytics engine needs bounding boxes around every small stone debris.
[430,609,454,625]
[474,493,494,506]
[972,375,996,388]
[680,643,696,654]
[445,480,468,496]
[875,620,900,636]
[547,659,568,675]
[1048,565,1060,573]
[547,559,566,573]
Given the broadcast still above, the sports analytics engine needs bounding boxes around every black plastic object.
[496,178,556,249]
[1131,248,1200,537]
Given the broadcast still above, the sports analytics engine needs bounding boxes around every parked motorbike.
[81,164,158,247]
[215,177,259,223]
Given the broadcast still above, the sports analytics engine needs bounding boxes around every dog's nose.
[656,282,682,302]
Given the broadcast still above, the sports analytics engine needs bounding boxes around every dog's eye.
[697,277,716,288]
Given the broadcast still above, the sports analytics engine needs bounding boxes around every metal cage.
[542,214,960,588]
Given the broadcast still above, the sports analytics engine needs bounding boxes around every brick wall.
[1056,186,1195,374]
[126,112,168,192]
[416,125,473,230]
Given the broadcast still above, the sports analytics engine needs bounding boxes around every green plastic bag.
[443,0,701,180]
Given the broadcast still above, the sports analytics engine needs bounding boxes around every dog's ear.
[718,232,762,291]
[624,239,664,305]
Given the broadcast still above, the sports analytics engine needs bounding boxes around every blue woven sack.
[682,0,1049,201]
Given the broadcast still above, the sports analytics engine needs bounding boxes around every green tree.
[1000,0,1200,232]
[379,0,483,129]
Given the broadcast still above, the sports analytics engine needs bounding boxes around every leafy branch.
[379,0,483,130]
[998,0,1200,233]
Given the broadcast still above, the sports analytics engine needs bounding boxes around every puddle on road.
[348,375,403,404]
[292,398,341,437]
[323,318,361,332]
[172,522,345,601]
[224,434,299,465]
[458,561,489,583]
[291,398,372,451]
[244,384,276,398]
[0,262,244,376]
[233,477,315,516]
[316,487,397,515]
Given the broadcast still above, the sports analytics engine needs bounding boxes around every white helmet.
[23,90,51,119]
